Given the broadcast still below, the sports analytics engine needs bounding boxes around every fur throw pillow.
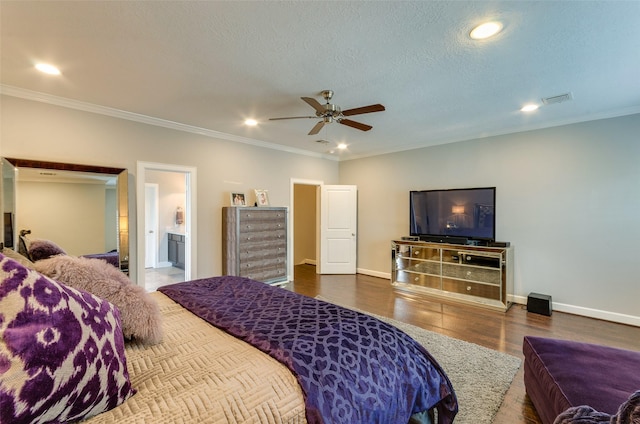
[35,255,163,345]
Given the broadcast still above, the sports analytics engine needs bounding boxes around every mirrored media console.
[391,240,513,312]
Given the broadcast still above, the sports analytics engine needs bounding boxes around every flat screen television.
[410,187,496,243]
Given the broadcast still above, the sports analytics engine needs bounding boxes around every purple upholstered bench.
[523,336,640,424]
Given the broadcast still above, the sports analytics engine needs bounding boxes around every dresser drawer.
[442,263,501,285]
[395,270,440,289]
[406,246,439,260]
[242,265,287,282]
[442,278,501,300]
[239,241,286,262]
[239,221,286,234]
[240,256,286,271]
[239,229,286,243]
[238,210,286,222]
[396,258,441,275]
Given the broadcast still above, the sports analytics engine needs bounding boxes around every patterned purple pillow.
[0,253,136,423]
[28,238,67,262]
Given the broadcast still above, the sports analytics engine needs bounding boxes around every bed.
[80,250,119,268]
[18,232,120,268]
[85,290,308,423]
[0,253,457,424]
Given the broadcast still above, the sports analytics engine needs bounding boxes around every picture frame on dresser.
[230,192,247,206]
[255,189,270,207]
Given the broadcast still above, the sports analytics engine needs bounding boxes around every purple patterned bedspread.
[81,251,119,268]
[158,276,457,424]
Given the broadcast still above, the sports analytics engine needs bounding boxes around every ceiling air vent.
[541,92,573,105]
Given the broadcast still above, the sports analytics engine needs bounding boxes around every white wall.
[0,95,340,282]
[339,113,640,324]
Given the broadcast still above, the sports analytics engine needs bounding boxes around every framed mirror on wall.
[0,157,129,274]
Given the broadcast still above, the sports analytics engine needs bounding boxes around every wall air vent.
[541,92,573,105]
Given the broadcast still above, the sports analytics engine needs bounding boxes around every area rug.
[315,296,521,424]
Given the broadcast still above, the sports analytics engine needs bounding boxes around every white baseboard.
[510,294,640,327]
[358,268,639,327]
[155,261,172,268]
[357,268,390,279]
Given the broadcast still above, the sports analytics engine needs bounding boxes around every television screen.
[410,187,496,242]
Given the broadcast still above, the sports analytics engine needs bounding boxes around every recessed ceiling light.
[337,143,348,150]
[520,104,539,112]
[470,21,503,40]
[35,63,61,75]
[244,119,258,126]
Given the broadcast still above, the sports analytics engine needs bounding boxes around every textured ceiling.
[2,1,639,161]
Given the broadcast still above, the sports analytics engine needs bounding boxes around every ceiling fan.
[269,90,385,135]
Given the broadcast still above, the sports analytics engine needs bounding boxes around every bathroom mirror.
[1,157,129,273]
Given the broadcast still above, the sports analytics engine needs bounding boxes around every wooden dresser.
[222,207,288,284]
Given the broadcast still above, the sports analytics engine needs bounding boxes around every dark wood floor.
[287,264,640,423]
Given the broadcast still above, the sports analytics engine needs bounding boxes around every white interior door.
[144,183,158,268]
[319,185,357,274]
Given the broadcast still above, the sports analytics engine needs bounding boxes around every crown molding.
[0,84,338,162]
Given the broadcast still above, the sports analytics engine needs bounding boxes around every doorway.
[292,182,319,270]
[137,161,197,291]
[290,179,357,278]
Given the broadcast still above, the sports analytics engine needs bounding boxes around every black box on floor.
[527,292,552,316]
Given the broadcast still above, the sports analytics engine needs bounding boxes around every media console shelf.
[391,240,513,312]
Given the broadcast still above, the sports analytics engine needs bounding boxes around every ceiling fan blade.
[301,97,325,114]
[341,104,385,116]
[308,120,326,135]
[339,119,372,132]
[269,116,316,121]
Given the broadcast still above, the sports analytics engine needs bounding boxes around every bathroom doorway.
[137,161,197,291]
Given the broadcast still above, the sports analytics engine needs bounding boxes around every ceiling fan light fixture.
[469,21,503,40]
[269,89,385,135]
